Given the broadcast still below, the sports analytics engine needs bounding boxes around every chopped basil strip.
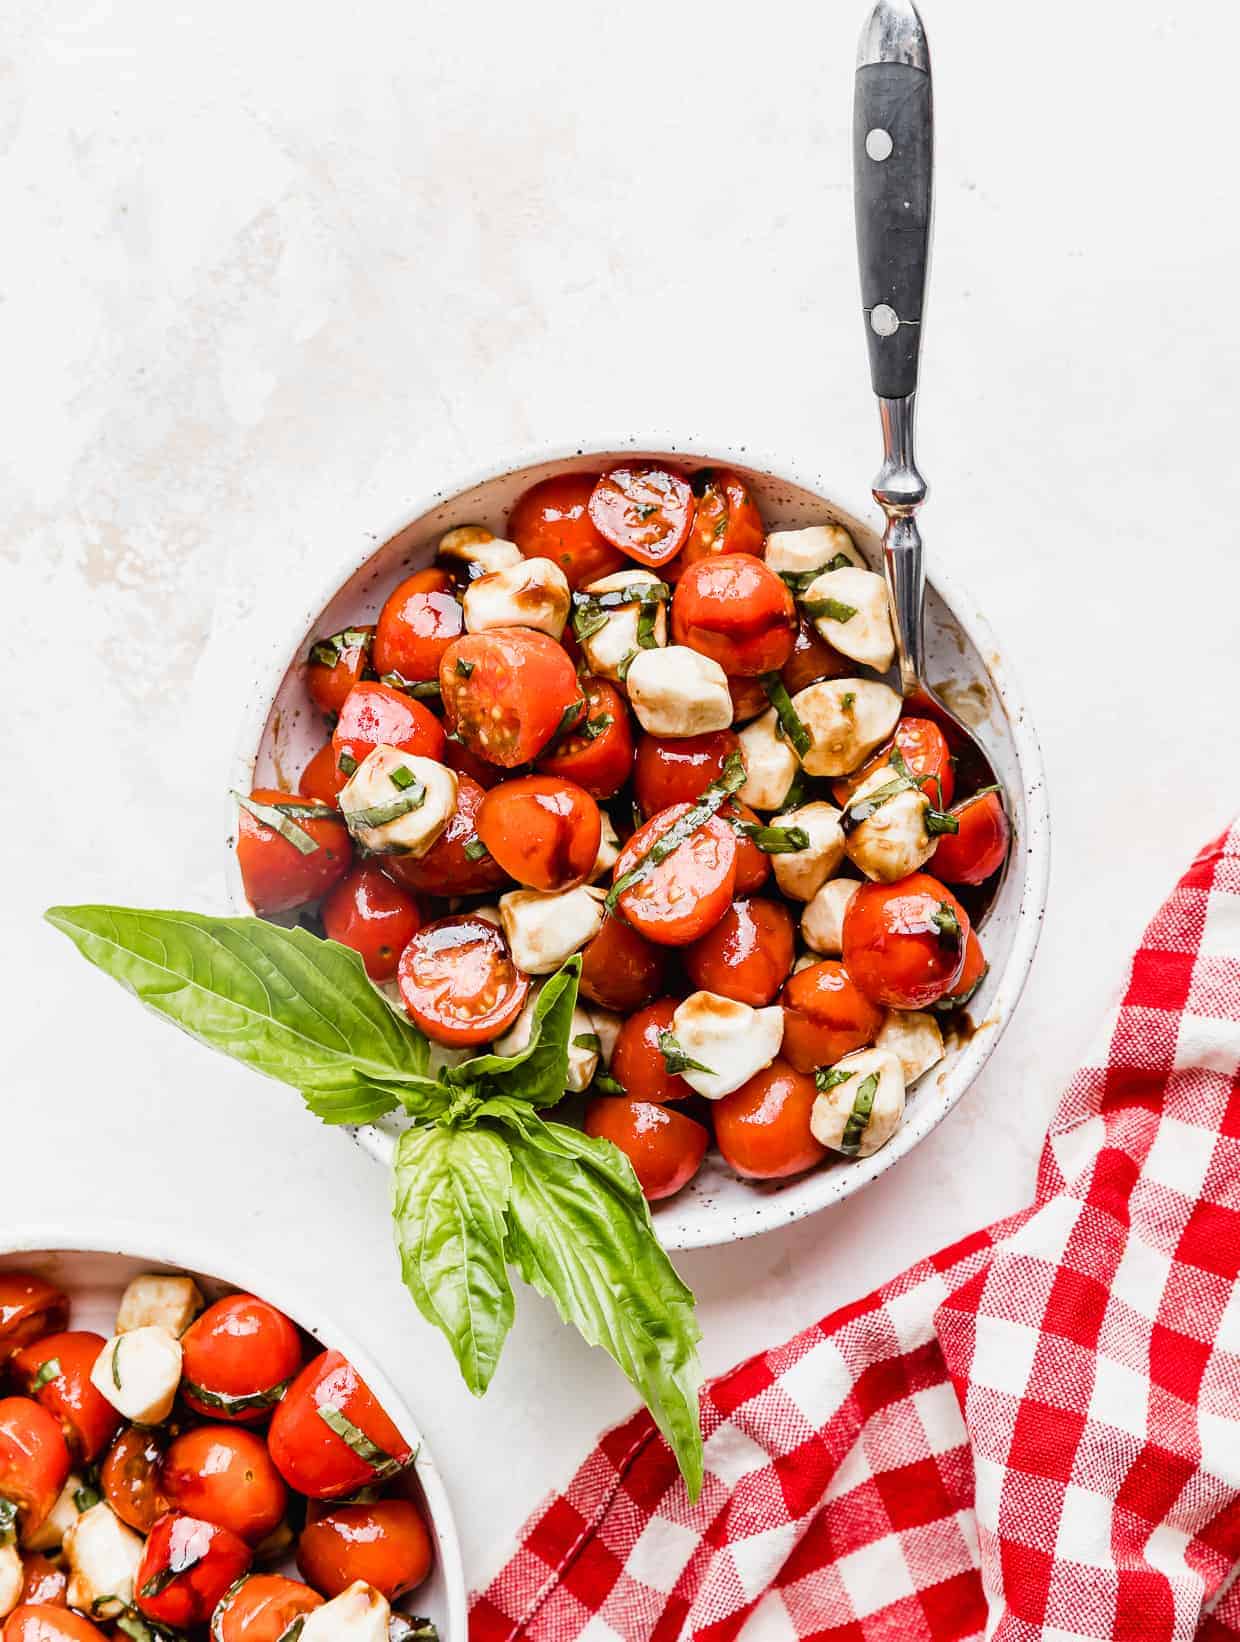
[111,1337,124,1390]
[233,792,324,856]
[308,627,371,669]
[839,775,917,833]
[760,674,811,758]
[542,697,587,753]
[657,1030,714,1077]
[318,1405,408,1481]
[924,809,961,836]
[841,692,856,710]
[389,1618,439,1642]
[183,1376,292,1415]
[455,658,475,678]
[30,1356,61,1393]
[337,751,359,777]
[933,962,989,1015]
[141,1534,206,1598]
[839,1072,880,1156]
[779,554,854,593]
[116,1616,162,1642]
[636,599,661,649]
[462,836,490,862]
[932,904,963,945]
[579,712,613,742]
[572,581,669,645]
[573,1032,602,1053]
[606,751,746,911]
[802,596,858,623]
[75,1483,102,1512]
[389,764,418,791]
[572,604,610,643]
[276,1621,306,1642]
[815,1066,853,1093]
[0,1497,16,1545]
[345,788,427,831]
[380,671,442,700]
[594,1072,628,1096]
[615,648,638,683]
[743,823,810,854]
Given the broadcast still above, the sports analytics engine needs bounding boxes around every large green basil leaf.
[392,1124,515,1395]
[442,957,580,1110]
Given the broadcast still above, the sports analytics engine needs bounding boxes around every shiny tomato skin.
[397,914,529,1047]
[842,874,971,1009]
[780,960,885,1074]
[306,626,373,719]
[296,1497,433,1601]
[671,470,764,581]
[3,1608,107,1642]
[332,681,446,770]
[299,740,347,807]
[17,1556,65,1609]
[0,1399,71,1537]
[12,1333,120,1462]
[100,1425,169,1532]
[684,898,794,1007]
[714,1059,829,1180]
[236,790,352,917]
[588,467,695,569]
[268,1350,414,1500]
[181,1295,304,1426]
[782,616,852,694]
[632,730,739,816]
[373,569,465,683]
[385,775,509,897]
[0,1279,67,1365]
[930,792,1010,885]
[719,801,771,895]
[161,1426,287,1545]
[440,630,581,768]
[942,928,988,1007]
[832,717,956,808]
[672,554,796,677]
[610,999,690,1103]
[476,776,601,892]
[135,1512,253,1628]
[577,914,667,1014]
[728,674,770,724]
[209,1573,324,1642]
[444,735,505,790]
[536,678,633,799]
[509,473,628,589]
[584,1099,708,1201]
[614,804,737,947]
[321,864,423,982]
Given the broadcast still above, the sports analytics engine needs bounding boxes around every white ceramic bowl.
[0,1226,467,1640]
[228,438,1050,1253]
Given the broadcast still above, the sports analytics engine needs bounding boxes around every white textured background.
[4,0,1239,1604]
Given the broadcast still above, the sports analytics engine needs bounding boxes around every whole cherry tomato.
[135,1512,253,1628]
[728,675,770,724]
[583,1099,708,1201]
[12,1333,120,1462]
[297,1497,432,1601]
[577,914,667,1014]
[588,467,695,569]
[713,1059,829,1180]
[16,1556,64,1610]
[385,776,509,897]
[373,569,465,683]
[613,804,737,947]
[476,776,601,892]
[181,1295,304,1426]
[268,1350,414,1500]
[3,1608,106,1642]
[209,1573,324,1642]
[842,873,971,1009]
[100,1424,169,1533]
[299,740,347,807]
[633,730,739,816]
[332,681,446,771]
[684,898,795,1007]
[939,928,988,1009]
[672,555,796,677]
[440,630,581,768]
[719,801,772,895]
[235,790,352,917]
[0,1399,71,1537]
[306,626,374,719]
[832,717,956,809]
[929,791,1010,885]
[670,469,764,580]
[508,473,628,589]
[779,960,885,1074]
[609,999,690,1103]
[397,914,529,1047]
[322,865,423,982]
[0,1278,68,1365]
[162,1426,287,1545]
[536,678,633,799]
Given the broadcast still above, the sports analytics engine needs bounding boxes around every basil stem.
[760,674,811,757]
[308,627,371,669]
[606,752,746,911]
[839,1072,880,1156]
[802,596,858,623]
[233,793,324,856]
[657,1030,714,1077]
[317,1405,409,1481]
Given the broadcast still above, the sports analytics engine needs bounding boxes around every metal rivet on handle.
[870,304,900,336]
[865,127,893,161]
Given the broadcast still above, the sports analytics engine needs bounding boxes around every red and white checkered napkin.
[472,824,1240,1642]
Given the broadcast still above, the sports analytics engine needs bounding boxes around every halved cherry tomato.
[930,791,1010,885]
[613,805,737,947]
[162,1426,287,1545]
[101,1424,168,1532]
[0,1399,71,1537]
[714,1059,829,1180]
[3,1608,106,1642]
[779,960,885,1074]
[17,1557,65,1609]
[209,1573,324,1642]
[444,735,505,790]
[322,864,423,982]
[135,1511,253,1628]
[332,681,446,770]
[728,675,769,724]
[181,1294,304,1426]
[373,569,465,683]
[306,626,374,718]
[385,775,509,897]
[235,791,352,917]
[842,873,971,1009]
[268,1350,414,1500]
[588,467,695,569]
[633,729,739,816]
[536,678,633,799]
[299,740,347,807]
[297,1497,432,1601]
[440,630,581,768]
[476,776,601,892]
[781,616,852,694]
[509,473,628,589]
[0,1278,67,1364]
[609,999,690,1103]
[397,914,529,1046]
[583,1099,708,1201]
[832,717,956,808]
[719,800,771,895]
[577,914,666,1014]
[671,555,796,677]
[12,1333,120,1462]
[684,898,794,1007]
[670,469,764,580]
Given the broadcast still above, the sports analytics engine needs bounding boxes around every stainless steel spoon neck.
[873,392,927,697]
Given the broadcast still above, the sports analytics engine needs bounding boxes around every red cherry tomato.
[440,630,581,768]
[476,776,601,892]
[385,775,509,897]
[373,569,465,683]
[832,717,956,808]
[632,730,739,816]
[587,467,695,569]
[397,914,530,1046]
[728,675,770,724]
[842,873,971,1009]
[181,1295,304,1426]
[536,678,633,799]
[609,999,690,1103]
[583,1099,708,1201]
[0,1278,68,1365]
[0,1398,71,1537]
[235,790,352,917]
[930,791,1010,885]
[17,1557,65,1609]
[779,960,885,1074]
[671,469,764,580]
[508,473,628,589]
[297,1498,433,1601]
[12,1333,120,1462]
[332,681,446,770]
[3,1608,106,1642]
[100,1425,168,1533]
[209,1573,324,1642]
[714,1059,829,1180]
[267,1350,414,1500]
[162,1426,287,1545]
[684,898,795,1007]
[306,626,374,718]
[613,805,737,947]
[135,1512,253,1628]
[781,617,851,694]
[718,800,771,895]
[322,864,423,982]
[299,740,347,807]
[671,555,796,677]
[444,735,505,790]
[940,928,988,1009]
[577,914,667,1014]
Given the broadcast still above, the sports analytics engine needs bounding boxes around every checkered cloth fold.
[472,825,1240,1642]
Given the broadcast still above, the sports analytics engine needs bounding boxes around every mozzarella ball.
[844,785,936,882]
[791,679,901,777]
[300,1580,391,1642]
[438,525,523,579]
[769,801,845,901]
[0,1544,18,1619]
[22,1473,85,1553]
[90,1326,182,1425]
[800,878,861,956]
[578,570,668,682]
[591,812,621,881]
[810,1047,905,1158]
[669,991,785,1099]
[875,1009,944,1085]
[63,1502,144,1620]
[471,903,502,927]
[804,566,895,672]
[494,985,600,1092]
[499,885,607,975]
[625,646,732,737]
[737,709,799,811]
[764,523,864,578]
[116,1274,202,1337]
[586,1005,622,1067]
[463,556,571,639]
[339,748,457,857]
